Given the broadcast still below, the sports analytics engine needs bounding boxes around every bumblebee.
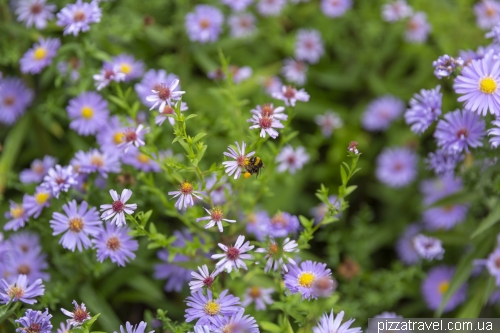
[243,156,264,178]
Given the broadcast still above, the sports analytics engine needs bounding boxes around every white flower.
[295,29,324,64]
[100,189,137,226]
[118,124,149,153]
[189,265,219,291]
[222,141,255,179]
[272,85,310,107]
[211,235,254,273]
[93,65,125,91]
[61,300,91,327]
[276,145,310,174]
[255,237,299,272]
[315,111,343,137]
[196,207,236,232]
[248,113,284,139]
[312,310,362,333]
[241,287,274,311]
[251,103,288,121]
[282,58,308,85]
[146,79,185,112]
[168,181,203,211]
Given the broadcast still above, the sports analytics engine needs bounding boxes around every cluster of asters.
[362,0,500,313]
[381,0,431,43]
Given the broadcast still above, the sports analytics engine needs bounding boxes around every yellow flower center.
[33,47,47,60]
[298,272,315,288]
[137,153,150,164]
[35,192,50,205]
[204,300,220,316]
[81,106,94,119]
[113,132,125,144]
[180,181,193,194]
[91,155,104,167]
[479,77,497,94]
[68,217,84,232]
[249,286,262,298]
[120,63,132,74]
[8,286,24,299]
[438,281,449,294]
[10,205,24,219]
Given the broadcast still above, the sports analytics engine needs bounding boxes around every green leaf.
[107,95,129,111]
[260,321,281,333]
[456,277,496,318]
[298,215,313,229]
[184,114,198,121]
[345,185,357,196]
[340,165,347,184]
[192,133,207,144]
[79,284,121,332]
[471,205,500,239]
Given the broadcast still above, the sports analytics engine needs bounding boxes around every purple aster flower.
[315,110,343,138]
[262,76,282,96]
[189,265,219,292]
[117,124,148,153]
[268,212,300,238]
[155,101,188,126]
[93,65,126,91]
[474,0,500,30]
[205,174,232,205]
[255,237,299,272]
[15,0,56,29]
[423,205,468,231]
[211,309,259,333]
[15,308,52,333]
[272,85,310,107]
[486,22,500,44]
[7,232,43,256]
[476,247,500,285]
[276,145,310,174]
[2,247,50,283]
[248,113,285,139]
[425,149,464,176]
[257,0,286,16]
[229,65,253,84]
[405,85,442,134]
[0,274,44,304]
[105,53,144,82]
[362,95,405,131]
[434,109,485,153]
[228,13,256,38]
[222,141,256,179]
[212,235,254,273]
[41,165,78,198]
[146,79,185,112]
[405,12,431,43]
[488,118,500,148]
[284,260,333,300]
[381,0,412,22]
[50,200,101,252]
[375,147,418,188]
[420,175,464,205]
[114,322,153,333]
[135,69,179,107]
[433,55,464,79]
[0,77,33,125]
[241,286,274,310]
[20,155,57,184]
[282,58,308,85]
[246,211,270,241]
[73,149,121,178]
[413,234,445,261]
[295,29,324,64]
[61,300,91,327]
[96,116,127,154]
[454,51,500,116]
[100,189,137,226]
[185,289,242,325]
[24,186,51,218]
[20,37,60,74]
[373,312,403,320]
[185,5,224,43]
[154,248,192,292]
[313,310,362,333]
[67,91,109,136]
[4,197,30,231]
[56,0,102,36]
[458,49,481,66]
[168,181,203,211]
[122,147,160,173]
[221,0,253,12]
[321,0,352,18]
[421,265,467,312]
[196,207,236,232]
